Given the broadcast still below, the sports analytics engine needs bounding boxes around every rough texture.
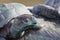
[20,17,60,40]
[20,4,60,40]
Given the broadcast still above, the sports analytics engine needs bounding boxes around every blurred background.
[0,0,45,6]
